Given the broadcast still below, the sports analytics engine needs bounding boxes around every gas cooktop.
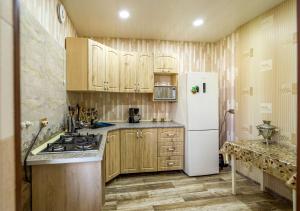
[39,133,102,154]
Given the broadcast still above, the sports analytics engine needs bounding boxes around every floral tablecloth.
[220,140,296,189]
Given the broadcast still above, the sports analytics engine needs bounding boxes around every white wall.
[0,0,16,210]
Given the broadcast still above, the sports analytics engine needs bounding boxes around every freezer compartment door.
[184,130,219,176]
[187,72,219,130]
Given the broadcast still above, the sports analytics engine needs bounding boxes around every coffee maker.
[128,108,141,123]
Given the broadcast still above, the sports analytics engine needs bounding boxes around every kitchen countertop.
[27,121,184,165]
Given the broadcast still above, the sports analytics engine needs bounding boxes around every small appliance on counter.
[128,108,141,123]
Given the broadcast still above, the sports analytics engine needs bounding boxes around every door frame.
[13,0,21,210]
[297,0,300,208]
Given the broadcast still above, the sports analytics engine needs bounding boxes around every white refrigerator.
[173,72,219,176]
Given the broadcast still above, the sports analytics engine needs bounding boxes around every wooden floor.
[103,169,292,211]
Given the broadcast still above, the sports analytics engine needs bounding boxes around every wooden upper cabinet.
[139,129,158,172]
[66,38,106,91]
[120,51,137,93]
[66,38,155,93]
[120,52,154,93]
[137,53,154,93]
[154,54,178,74]
[89,40,106,91]
[66,38,89,91]
[106,47,119,92]
[105,130,120,182]
[66,38,119,92]
[120,129,140,173]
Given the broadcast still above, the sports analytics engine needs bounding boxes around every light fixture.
[193,18,204,27]
[119,10,130,19]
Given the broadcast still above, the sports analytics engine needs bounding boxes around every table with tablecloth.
[221,140,296,210]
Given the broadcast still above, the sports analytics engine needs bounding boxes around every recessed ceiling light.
[119,10,130,19]
[193,18,204,27]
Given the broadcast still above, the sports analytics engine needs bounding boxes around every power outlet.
[40,118,49,127]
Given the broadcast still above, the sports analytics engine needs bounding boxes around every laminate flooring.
[103,169,292,211]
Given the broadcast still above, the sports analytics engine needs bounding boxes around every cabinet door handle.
[140,130,143,138]
[167,147,175,151]
[167,162,174,166]
[167,133,175,137]
[136,130,139,138]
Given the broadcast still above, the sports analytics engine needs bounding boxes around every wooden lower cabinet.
[105,130,120,182]
[158,128,184,171]
[120,129,140,173]
[140,129,158,172]
[158,141,184,157]
[32,162,104,211]
[158,156,183,171]
[105,127,184,183]
[158,127,184,140]
[121,128,158,174]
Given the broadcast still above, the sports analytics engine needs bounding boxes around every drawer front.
[158,156,183,171]
[158,128,184,140]
[158,141,183,156]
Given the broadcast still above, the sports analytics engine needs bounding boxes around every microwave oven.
[153,86,177,101]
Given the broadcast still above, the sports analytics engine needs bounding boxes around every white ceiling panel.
[61,0,285,42]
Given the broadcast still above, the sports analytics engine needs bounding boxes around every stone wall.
[21,5,67,153]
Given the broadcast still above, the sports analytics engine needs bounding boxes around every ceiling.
[61,0,285,42]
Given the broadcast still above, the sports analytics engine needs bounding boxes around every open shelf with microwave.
[153,73,178,102]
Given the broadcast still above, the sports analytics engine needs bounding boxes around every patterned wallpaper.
[235,0,297,146]
[213,34,237,145]
[20,0,77,47]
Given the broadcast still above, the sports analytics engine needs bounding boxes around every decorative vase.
[256,120,278,144]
